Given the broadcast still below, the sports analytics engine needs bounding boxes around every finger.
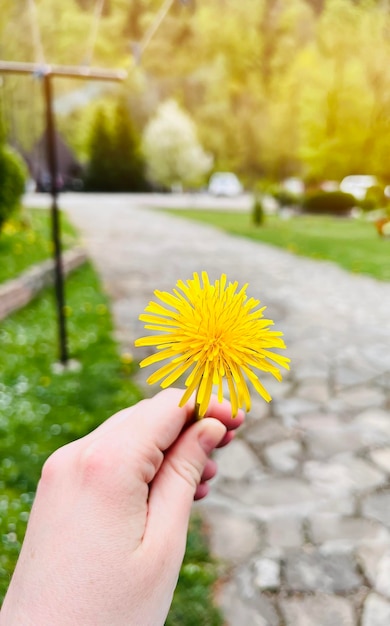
[194,482,210,500]
[89,389,190,453]
[145,418,227,545]
[201,458,217,482]
[216,430,236,448]
[76,390,244,493]
[204,397,245,431]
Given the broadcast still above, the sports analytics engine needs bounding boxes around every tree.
[110,98,147,191]
[84,106,115,191]
[142,100,213,190]
[85,98,147,191]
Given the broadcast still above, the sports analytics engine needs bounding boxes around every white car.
[208,172,243,197]
[340,175,377,200]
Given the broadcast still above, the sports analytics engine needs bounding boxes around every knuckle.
[167,454,203,491]
[76,441,111,487]
[40,444,73,485]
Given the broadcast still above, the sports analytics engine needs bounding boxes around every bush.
[360,185,385,212]
[0,147,27,233]
[252,195,265,226]
[273,188,301,207]
[302,190,356,215]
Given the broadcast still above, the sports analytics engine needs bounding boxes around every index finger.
[88,388,244,454]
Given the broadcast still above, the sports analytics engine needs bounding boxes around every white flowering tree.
[142,100,213,190]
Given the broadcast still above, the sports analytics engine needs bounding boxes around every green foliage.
[84,100,147,192]
[273,188,301,208]
[84,107,114,191]
[110,99,147,192]
[166,209,390,282]
[6,1,390,188]
[167,516,223,626]
[0,209,78,284]
[252,195,265,226]
[0,262,142,601]
[302,190,356,215]
[360,185,386,212]
[0,147,27,234]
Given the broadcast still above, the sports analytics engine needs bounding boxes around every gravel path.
[27,192,390,626]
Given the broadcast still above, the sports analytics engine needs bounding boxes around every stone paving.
[26,192,390,625]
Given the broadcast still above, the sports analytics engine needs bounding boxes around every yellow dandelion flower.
[135,272,290,418]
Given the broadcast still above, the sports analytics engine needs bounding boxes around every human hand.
[0,389,244,626]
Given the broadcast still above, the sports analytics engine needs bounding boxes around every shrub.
[273,188,301,207]
[0,146,27,233]
[360,185,385,212]
[302,190,356,216]
[252,195,265,226]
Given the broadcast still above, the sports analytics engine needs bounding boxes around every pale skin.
[0,388,244,626]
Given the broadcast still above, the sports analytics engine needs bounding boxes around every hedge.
[0,146,27,233]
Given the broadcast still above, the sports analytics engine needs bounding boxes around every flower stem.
[194,401,202,421]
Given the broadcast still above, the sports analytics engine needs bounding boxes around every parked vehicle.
[208,172,243,197]
[340,175,378,201]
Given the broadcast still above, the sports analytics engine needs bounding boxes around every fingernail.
[198,420,227,455]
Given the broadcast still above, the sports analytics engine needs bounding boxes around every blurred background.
[2,0,390,198]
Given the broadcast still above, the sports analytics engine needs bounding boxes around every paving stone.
[362,343,390,372]
[273,397,321,421]
[198,506,263,563]
[284,550,362,593]
[218,579,281,626]
[369,447,390,474]
[219,477,323,519]
[295,378,330,403]
[263,439,302,473]
[362,489,390,527]
[309,514,389,550]
[258,377,293,400]
[303,458,385,497]
[293,360,330,381]
[336,386,386,409]
[353,409,390,446]
[305,427,363,459]
[295,412,345,431]
[266,516,303,548]
[373,550,390,598]
[253,557,281,590]
[280,594,355,626]
[334,358,380,387]
[245,395,271,423]
[213,439,261,480]
[357,543,390,586]
[246,419,289,447]
[361,593,390,626]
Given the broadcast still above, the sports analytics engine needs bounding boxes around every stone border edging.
[0,247,87,320]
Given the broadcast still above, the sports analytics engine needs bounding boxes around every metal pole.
[0,61,126,366]
[43,73,68,364]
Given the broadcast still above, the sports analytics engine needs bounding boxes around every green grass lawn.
[0,211,223,624]
[0,262,142,599]
[0,208,78,283]
[165,210,390,282]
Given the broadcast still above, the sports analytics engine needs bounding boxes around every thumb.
[145,418,227,541]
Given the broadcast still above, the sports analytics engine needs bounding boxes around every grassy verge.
[167,515,223,626]
[0,208,77,283]
[0,262,142,600]
[0,215,222,623]
[165,210,390,282]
